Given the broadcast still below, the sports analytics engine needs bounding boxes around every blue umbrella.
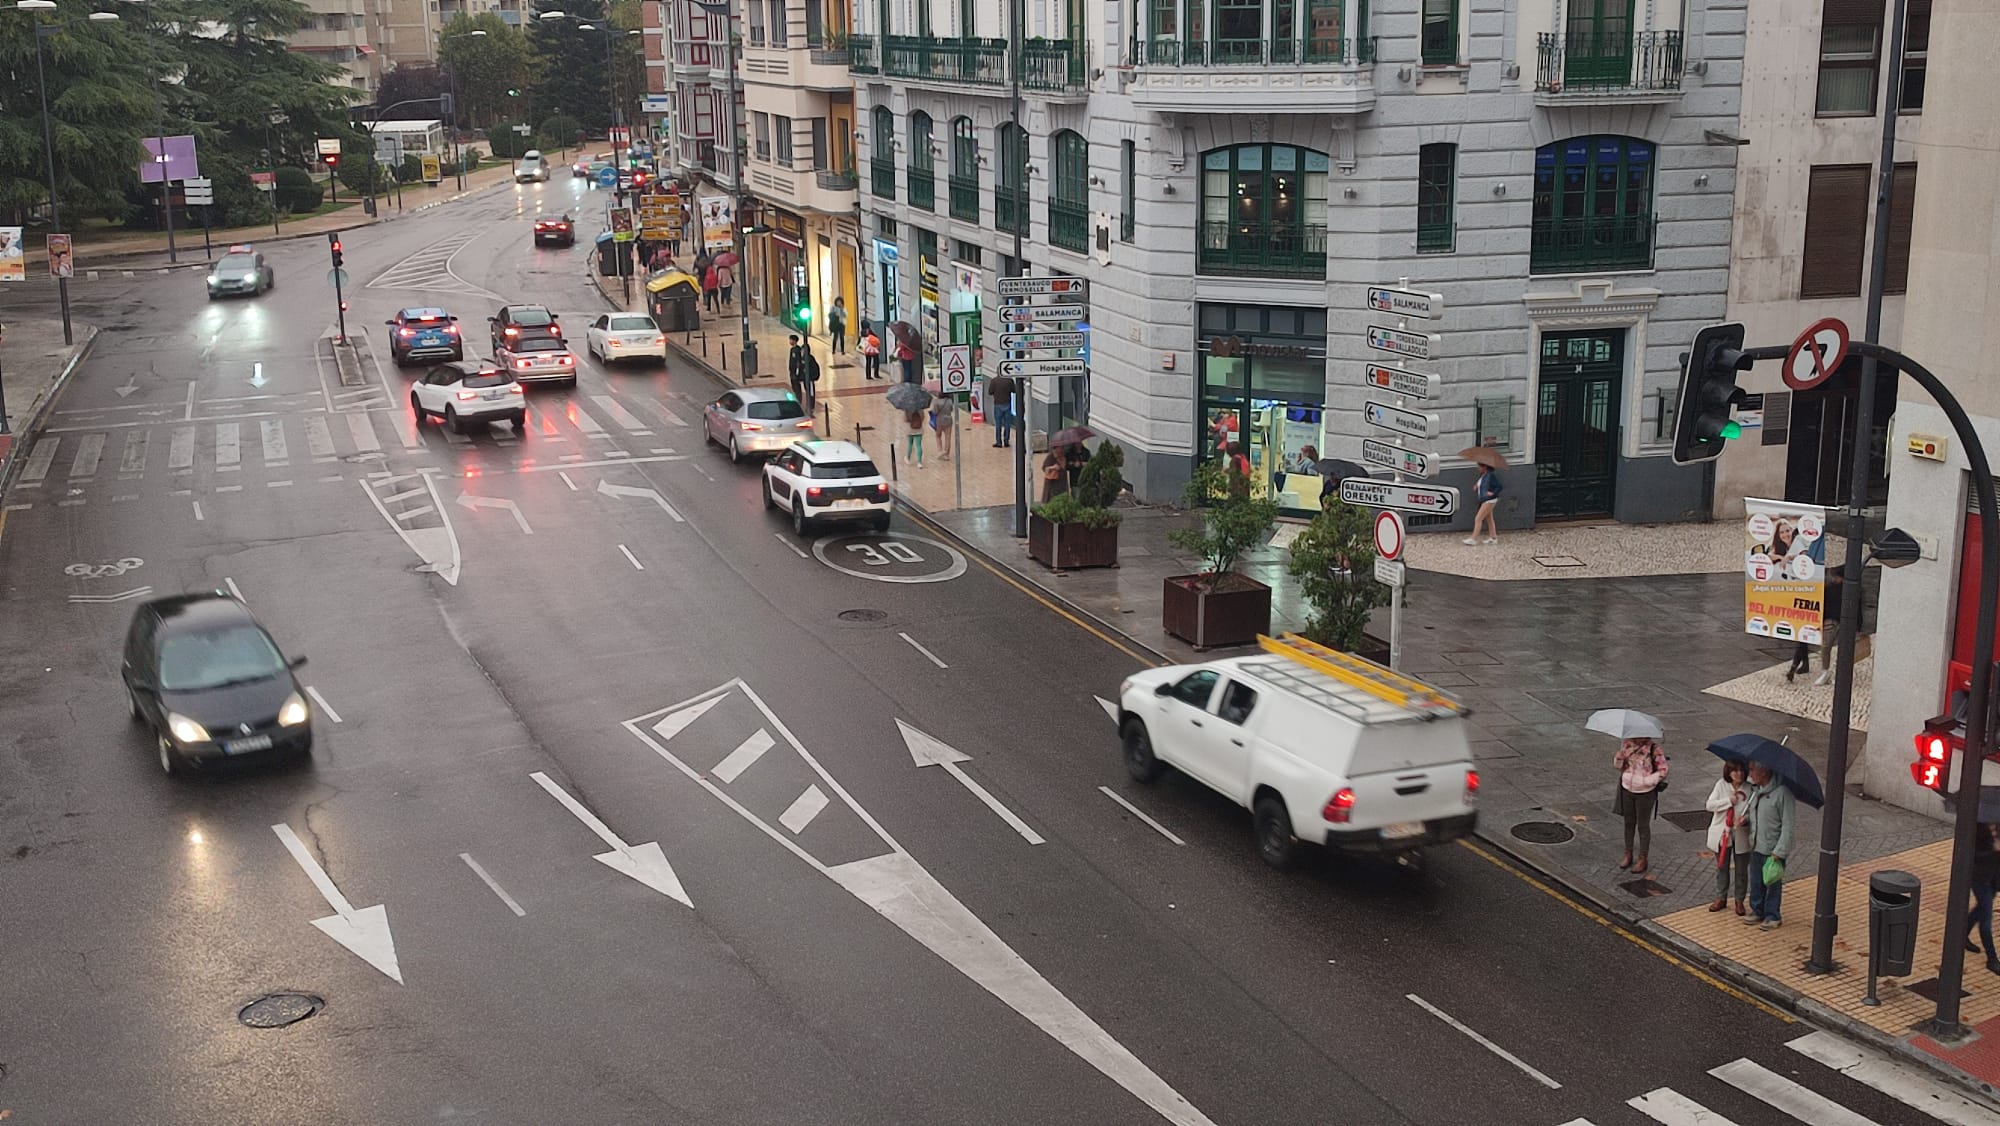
[1706,733,1826,809]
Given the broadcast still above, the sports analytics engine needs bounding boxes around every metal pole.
[32,31,72,346]
[1389,582,1403,670]
[1009,0,1026,538]
[266,117,281,235]
[722,9,755,375]
[147,41,177,264]
[0,336,10,433]
[1806,0,1909,977]
[449,63,465,189]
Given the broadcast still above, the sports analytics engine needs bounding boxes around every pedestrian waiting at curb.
[1966,823,2000,974]
[1704,759,1753,915]
[828,297,848,355]
[1741,762,1795,930]
[929,391,956,460]
[858,321,882,380]
[903,408,925,468]
[1614,736,1668,875]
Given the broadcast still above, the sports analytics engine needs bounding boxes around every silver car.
[206,248,273,299]
[704,387,814,462]
[497,337,579,387]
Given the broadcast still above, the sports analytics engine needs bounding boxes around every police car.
[206,246,273,299]
[385,307,465,365]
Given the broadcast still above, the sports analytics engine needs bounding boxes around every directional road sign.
[999,331,1086,351]
[595,166,619,189]
[1363,364,1439,400]
[1783,316,1850,393]
[1366,324,1440,362]
[316,137,341,157]
[939,344,973,394]
[1360,438,1436,479]
[1364,399,1441,440]
[1001,303,1086,324]
[997,358,1087,377]
[998,275,1087,297]
[1340,478,1460,517]
[1366,286,1444,320]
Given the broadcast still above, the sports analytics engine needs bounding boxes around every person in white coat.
[1705,759,1753,915]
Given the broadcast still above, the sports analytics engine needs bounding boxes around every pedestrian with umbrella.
[1705,734,1825,930]
[1460,445,1507,546]
[1587,709,1668,874]
[1702,758,1753,915]
[885,382,932,469]
[891,322,921,384]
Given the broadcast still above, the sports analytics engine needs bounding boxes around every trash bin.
[1869,869,1921,977]
[594,232,633,277]
[646,269,701,332]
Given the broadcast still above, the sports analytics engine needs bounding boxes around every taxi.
[206,245,273,299]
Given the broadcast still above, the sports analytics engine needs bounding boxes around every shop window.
[1197,143,1329,279]
[1195,303,1330,516]
[1050,130,1089,253]
[1530,135,1655,274]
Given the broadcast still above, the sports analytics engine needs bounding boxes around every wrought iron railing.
[1529,213,1657,273]
[908,167,936,210]
[949,176,979,221]
[1197,220,1328,279]
[848,33,878,73]
[1019,39,1086,90]
[870,157,896,199]
[995,185,1029,234]
[882,35,1009,86]
[816,168,858,191]
[1534,30,1683,93]
[1048,200,1089,252]
[1129,36,1375,66]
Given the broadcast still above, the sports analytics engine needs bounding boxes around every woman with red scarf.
[1704,760,1752,914]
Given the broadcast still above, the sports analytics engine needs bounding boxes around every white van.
[514,150,550,183]
[1114,634,1479,868]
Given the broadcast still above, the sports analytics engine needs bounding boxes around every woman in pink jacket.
[1614,736,1668,874]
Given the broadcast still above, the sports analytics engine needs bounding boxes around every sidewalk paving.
[0,317,97,496]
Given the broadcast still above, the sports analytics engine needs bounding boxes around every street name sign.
[1360,438,1436,479]
[939,345,973,394]
[1000,303,1086,324]
[1364,399,1441,440]
[997,358,1086,377]
[1366,286,1444,320]
[999,331,1086,350]
[1364,364,1439,400]
[1366,324,1440,362]
[1783,316,1850,392]
[998,275,1087,297]
[1340,478,1460,516]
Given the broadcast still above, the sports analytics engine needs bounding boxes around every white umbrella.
[1584,708,1664,741]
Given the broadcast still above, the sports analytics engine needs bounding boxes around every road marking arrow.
[454,492,533,534]
[898,719,1044,845]
[271,823,403,983]
[249,362,268,388]
[1095,695,1119,725]
[530,771,692,907]
[114,375,138,399]
[596,477,684,522]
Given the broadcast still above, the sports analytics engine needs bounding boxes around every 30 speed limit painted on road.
[812,531,968,584]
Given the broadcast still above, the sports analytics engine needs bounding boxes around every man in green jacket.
[1743,764,1797,930]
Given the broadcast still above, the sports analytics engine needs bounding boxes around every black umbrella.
[885,382,932,412]
[1316,458,1369,483]
[1706,733,1826,809]
[1050,425,1096,448]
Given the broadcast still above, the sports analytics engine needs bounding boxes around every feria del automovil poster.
[1743,498,1829,643]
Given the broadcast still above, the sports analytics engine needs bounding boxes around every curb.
[0,324,100,503]
[587,267,752,397]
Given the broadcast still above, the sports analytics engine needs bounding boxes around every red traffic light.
[324,153,340,167]
[1912,759,1947,791]
[1912,716,1962,792]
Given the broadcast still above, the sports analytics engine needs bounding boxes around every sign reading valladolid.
[1741,497,1828,643]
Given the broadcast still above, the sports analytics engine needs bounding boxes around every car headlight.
[1118,679,1133,699]
[166,712,210,744]
[278,692,310,727]
[207,275,219,285]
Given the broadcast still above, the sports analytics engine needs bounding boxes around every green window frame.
[1417,143,1455,252]
[1049,130,1089,253]
[1420,0,1457,65]
[1197,143,1329,279]
[949,116,980,223]
[996,121,1029,234]
[1119,140,1136,243]
[1531,134,1656,273]
[908,111,936,211]
[870,105,896,200]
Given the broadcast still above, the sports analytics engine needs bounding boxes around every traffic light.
[1912,688,1972,792]
[789,298,812,330]
[632,169,649,189]
[1671,322,1751,465]
[328,234,344,269]
[323,151,340,169]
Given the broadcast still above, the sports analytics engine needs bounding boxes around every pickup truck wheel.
[1121,719,1162,783]
[1253,794,1298,870]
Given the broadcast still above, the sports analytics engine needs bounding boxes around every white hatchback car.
[585,312,667,364]
[409,361,526,434]
[497,337,579,387]
[762,440,891,535]
[705,387,813,461]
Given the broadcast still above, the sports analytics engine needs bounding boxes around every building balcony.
[870,157,896,199]
[816,167,858,191]
[805,31,849,66]
[881,35,1010,88]
[1019,38,1087,96]
[1529,214,1656,274]
[1197,220,1328,279]
[948,176,979,222]
[995,186,1028,235]
[1533,30,1683,104]
[849,33,878,74]
[1126,37,1376,113]
[908,167,936,211]
[1049,200,1088,253]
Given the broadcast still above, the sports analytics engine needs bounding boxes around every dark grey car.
[122,592,313,776]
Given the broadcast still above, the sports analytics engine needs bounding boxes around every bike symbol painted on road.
[812,532,966,584]
[65,558,143,579]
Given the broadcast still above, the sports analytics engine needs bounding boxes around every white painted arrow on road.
[1095,695,1119,725]
[899,719,1044,845]
[271,822,403,983]
[596,477,684,522]
[454,492,533,534]
[114,375,138,399]
[530,771,692,907]
[249,361,268,388]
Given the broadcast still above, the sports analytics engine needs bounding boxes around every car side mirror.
[448,316,458,322]
[288,655,308,671]
[1154,682,1174,697]
[385,320,396,326]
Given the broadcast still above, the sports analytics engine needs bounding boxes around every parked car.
[385,307,463,365]
[534,215,576,247]
[122,590,312,776]
[762,440,891,535]
[705,387,812,461]
[489,304,562,355]
[206,246,273,300]
[409,359,526,433]
[514,150,551,183]
[585,312,667,364]
[497,337,579,387]
[1114,634,1480,869]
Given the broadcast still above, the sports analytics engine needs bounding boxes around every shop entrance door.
[1534,329,1622,520]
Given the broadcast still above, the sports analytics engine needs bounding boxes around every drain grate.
[1510,821,1575,845]
[238,992,324,1029]
[1619,878,1671,898]
[837,609,888,622]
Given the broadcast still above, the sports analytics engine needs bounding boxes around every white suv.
[763,440,892,536]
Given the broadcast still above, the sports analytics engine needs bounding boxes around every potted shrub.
[1028,440,1122,570]
[1286,497,1394,663]
[1162,461,1278,649]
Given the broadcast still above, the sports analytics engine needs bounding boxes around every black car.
[122,592,313,776]
[489,304,563,356]
[534,215,576,247]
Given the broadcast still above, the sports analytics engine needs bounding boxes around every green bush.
[1286,499,1392,652]
[486,124,531,159]
[1032,491,1120,529]
[272,166,323,214]
[1073,440,1126,510]
[1169,460,1278,581]
[398,154,425,183]
[539,114,582,152]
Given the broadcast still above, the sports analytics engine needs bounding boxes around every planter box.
[1351,632,1392,666]
[1027,514,1119,570]
[1162,573,1272,650]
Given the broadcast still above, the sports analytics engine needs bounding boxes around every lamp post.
[546,11,648,307]
[438,28,486,190]
[692,0,755,376]
[14,1,116,346]
[114,0,176,263]
[265,110,285,235]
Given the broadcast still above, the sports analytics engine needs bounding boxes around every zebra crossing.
[364,230,500,299]
[1560,1031,2000,1126]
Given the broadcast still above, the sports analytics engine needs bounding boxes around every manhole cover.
[1510,821,1575,845]
[837,608,888,622]
[238,992,324,1029]
[1619,878,1671,898]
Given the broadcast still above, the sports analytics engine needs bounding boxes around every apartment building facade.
[853,0,1748,527]
[291,0,383,93]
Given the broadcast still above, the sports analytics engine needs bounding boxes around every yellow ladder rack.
[1257,633,1461,715]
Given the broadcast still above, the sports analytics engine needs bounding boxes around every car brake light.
[1323,788,1355,824]
[876,482,889,494]
[1465,770,1480,800]
[796,420,813,429]
[807,486,823,498]
[559,355,574,365]
[455,389,478,400]
[608,339,622,347]
[445,323,459,334]
[420,315,438,322]
[399,328,414,337]
[552,326,563,337]
[653,335,665,345]
[516,359,531,370]
[741,422,763,431]
[509,385,525,395]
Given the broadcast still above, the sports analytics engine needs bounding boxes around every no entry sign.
[1374,510,1405,561]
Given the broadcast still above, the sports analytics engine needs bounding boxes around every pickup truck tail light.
[1464,770,1480,802]
[1323,788,1355,824]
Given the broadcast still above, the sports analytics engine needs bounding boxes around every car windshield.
[609,316,654,331]
[515,338,565,352]
[809,460,877,479]
[157,625,286,691]
[746,400,806,421]
[510,308,554,326]
[217,254,256,273]
[463,371,511,388]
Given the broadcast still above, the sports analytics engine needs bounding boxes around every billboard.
[699,196,733,250]
[0,227,23,282]
[46,233,73,279]
[138,135,199,184]
[1742,497,1829,642]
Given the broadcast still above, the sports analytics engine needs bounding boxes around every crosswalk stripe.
[380,487,426,504]
[215,422,241,469]
[1629,1087,1741,1125]
[304,415,336,460]
[567,401,610,437]
[1786,1031,2000,1126]
[592,394,648,431]
[779,784,830,833]
[168,426,195,470]
[1557,1120,1601,1126]
[1711,1058,1881,1126]
[261,419,288,465]
[648,398,689,428]
[22,437,57,482]
[345,412,381,453]
[119,430,149,475]
[69,433,105,478]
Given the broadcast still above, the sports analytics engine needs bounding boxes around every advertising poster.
[0,227,23,282]
[699,195,733,250]
[46,233,72,279]
[1743,497,1829,642]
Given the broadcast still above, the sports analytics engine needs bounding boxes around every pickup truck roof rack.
[1254,633,1467,722]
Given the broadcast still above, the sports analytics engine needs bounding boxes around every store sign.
[1205,335,1321,361]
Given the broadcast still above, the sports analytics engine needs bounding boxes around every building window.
[1799,164,1870,298]
[1417,142,1455,252]
[768,0,787,45]
[949,116,979,223]
[1049,130,1088,253]
[1119,140,1136,243]
[1198,143,1330,279]
[1530,135,1655,274]
[1885,162,1917,294]
[753,112,772,161]
[870,105,896,199]
[1900,0,1929,112]
[908,111,936,211]
[1816,0,1882,117]
[747,0,765,43]
[953,238,983,265]
[1421,0,1457,65]
[996,121,1028,235]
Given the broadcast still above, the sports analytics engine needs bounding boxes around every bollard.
[1865,869,1921,1005]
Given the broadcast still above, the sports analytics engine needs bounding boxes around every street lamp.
[12,0,118,346]
[115,0,177,264]
[438,28,486,190]
[692,0,756,376]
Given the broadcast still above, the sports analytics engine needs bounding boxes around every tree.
[438,13,531,129]
[378,63,449,116]
[1286,499,1392,652]
[526,0,613,132]
[0,7,159,224]
[1169,461,1279,583]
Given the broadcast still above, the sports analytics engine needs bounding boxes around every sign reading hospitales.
[1364,363,1439,400]
[997,358,1087,377]
[1340,478,1460,517]
[1366,324,1440,362]
[1363,399,1441,440]
[1366,286,1443,320]
[939,344,973,394]
[998,275,1086,297]
[1360,438,1435,479]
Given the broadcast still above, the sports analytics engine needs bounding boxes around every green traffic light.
[1720,420,1743,440]
[793,305,812,327]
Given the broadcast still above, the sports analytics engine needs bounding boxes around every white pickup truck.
[1114,634,1480,868]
